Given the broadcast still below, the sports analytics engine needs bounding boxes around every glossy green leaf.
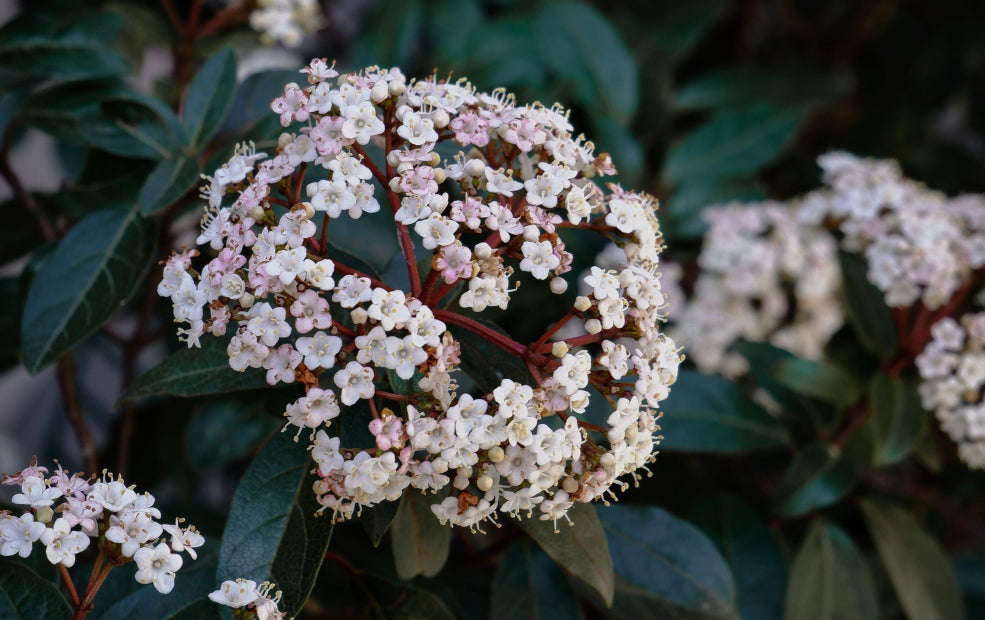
[18,79,129,142]
[773,358,862,407]
[785,521,877,620]
[690,495,786,620]
[601,504,736,616]
[217,431,334,617]
[87,553,218,620]
[666,177,767,239]
[350,0,424,68]
[659,370,790,453]
[675,65,851,109]
[663,103,809,185]
[0,12,128,79]
[860,499,964,620]
[391,491,452,579]
[361,500,400,548]
[122,337,268,400]
[182,47,238,150]
[222,69,298,131]
[83,94,183,159]
[867,373,926,465]
[53,153,154,217]
[21,206,156,374]
[775,443,856,517]
[491,544,583,620]
[0,558,71,620]
[185,397,281,469]
[839,253,897,360]
[139,155,201,214]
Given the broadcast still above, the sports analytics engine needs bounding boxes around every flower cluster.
[668,202,843,377]
[917,315,985,468]
[0,461,202,594]
[209,578,289,619]
[248,0,324,47]
[160,60,679,531]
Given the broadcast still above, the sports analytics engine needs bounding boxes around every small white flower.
[40,518,89,567]
[0,513,45,558]
[12,476,62,508]
[209,579,260,609]
[134,542,183,594]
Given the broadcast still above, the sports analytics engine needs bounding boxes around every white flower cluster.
[248,0,324,47]
[209,578,289,619]
[917,315,985,468]
[160,60,679,531]
[668,202,843,377]
[805,152,985,309]
[0,461,203,594]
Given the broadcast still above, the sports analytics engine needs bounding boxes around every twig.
[57,355,98,474]
[0,131,56,241]
[58,564,81,607]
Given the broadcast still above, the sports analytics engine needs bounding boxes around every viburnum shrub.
[159,59,680,535]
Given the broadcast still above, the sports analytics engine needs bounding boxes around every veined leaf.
[391,491,451,579]
[775,443,856,517]
[867,373,926,465]
[140,155,201,214]
[0,558,71,620]
[491,544,583,619]
[0,12,128,79]
[182,47,238,150]
[773,358,862,407]
[675,65,851,110]
[839,252,897,360]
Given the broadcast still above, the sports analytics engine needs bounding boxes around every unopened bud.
[574,296,592,312]
[487,446,505,463]
[476,475,493,492]
[465,159,486,177]
[550,277,568,294]
[474,242,492,260]
[457,466,472,478]
[386,151,401,167]
[433,169,446,184]
[561,477,580,494]
[433,109,450,129]
[552,341,569,358]
[35,506,53,524]
[453,475,469,490]
[277,133,292,148]
[388,80,405,96]
[239,293,255,309]
[351,307,368,324]
[430,151,442,167]
[523,225,540,242]
[396,162,414,175]
[585,319,602,334]
[370,81,389,103]
[301,202,315,219]
[250,206,266,222]
[388,177,402,193]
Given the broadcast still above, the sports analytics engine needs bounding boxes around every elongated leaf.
[667,176,767,239]
[659,370,790,452]
[491,544,583,620]
[663,103,809,185]
[773,358,862,407]
[361,500,400,548]
[690,495,786,620]
[186,397,281,469]
[391,491,452,579]
[953,556,985,619]
[350,0,425,68]
[867,373,926,465]
[88,553,218,620]
[217,432,333,617]
[785,521,877,620]
[518,502,614,605]
[122,337,268,400]
[83,94,182,159]
[839,253,897,360]
[860,499,964,620]
[775,443,856,517]
[601,504,736,616]
[18,79,129,142]
[0,558,71,620]
[0,12,128,79]
[675,65,851,109]
[140,155,201,214]
[355,572,456,620]
[21,206,156,374]
[183,47,237,150]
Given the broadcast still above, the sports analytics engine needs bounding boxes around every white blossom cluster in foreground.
[0,461,203,594]
[210,578,289,619]
[248,0,324,47]
[160,61,680,531]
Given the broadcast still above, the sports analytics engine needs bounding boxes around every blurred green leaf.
[217,431,334,617]
[773,358,862,407]
[600,504,737,616]
[839,253,897,360]
[860,499,964,620]
[867,372,926,465]
[491,543,583,619]
[659,370,790,453]
[361,500,400,548]
[463,18,546,91]
[87,553,218,620]
[351,0,424,68]
[517,502,614,606]
[83,94,183,159]
[666,176,767,239]
[954,556,985,619]
[182,47,238,150]
[0,12,128,79]
[223,69,297,131]
[775,443,856,517]
[663,103,809,186]
[122,337,268,400]
[21,206,156,374]
[690,495,786,620]
[675,65,851,110]
[0,558,71,620]
[355,571,456,620]
[139,155,201,214]
[593,116,645,187]
[19,78,127,142]
[785,520,877,620]
[185,397,281,469]
[391,491,452,579]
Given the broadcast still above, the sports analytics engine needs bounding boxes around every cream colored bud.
[453,475,469,490]
[430,151,442,167]
[624,424,638,440]
[301,202,315,219]
[585,319,602,334]
[386,151,401,167]
[395,104,411,121]
[474,242,493,260]
[250,206,266,221]
[561,477,580,494]
[351,307,368,324]
[370,81,389,103]
[600,453,615,468]
[550,277,568,295]
[433,169,447,184]
[277,133,292,148]
[35,506,53,524]
[476,475,493,492]
[388,177,402,193]
[523,225,540,242]
[396,162,414,175]
[433,109,450,129]
[619,269,635,287]
[487,446,505,463]
[582,165,596,179]
[574,296,592,312]
[552,341,569,358]
[239,293,255,309]
[388,80,405,96]
[465,158,486,177]
[429,192,449,213]
[457,466,472,478]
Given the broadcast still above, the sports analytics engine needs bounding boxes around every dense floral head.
[159,60,679,531]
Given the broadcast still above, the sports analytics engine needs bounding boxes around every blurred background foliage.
[2,0,985,618]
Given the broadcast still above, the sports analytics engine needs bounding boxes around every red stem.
[432,309,529,357]
[59,564,80,607]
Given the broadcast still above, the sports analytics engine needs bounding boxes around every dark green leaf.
[391,491,452,579]
[140,155,202,214]
[122,337,268,400]
[663,103,809,185]
[0,557,71,620]
[186,397,281,469]
[839,253,897,360]
[517,502,614,606]
[666,176,767,239]
[860,499,964,620]
[217,431,334,617]
[361,501,400,548]
[0,12,128,79]
[21,206,157,374]
[87,553,218,620]
[355,571,456,620]
[675,65,851,110]
[600,504,736,616]
[953,556,985,620]
[867,373,926,465]
[775,443,856,517]
[773,358,862,407]
[448,321,531,394]
[0,200,46,265]
[18,79,129,141]
[82,94,183,159]
[491,543,583,620]
[54,153,154,217]
[182,47,238,150]
[690,495,786,620]
[785,521,877,620]
[161,598,226,620]
[222,69,298,131]
[659,370,790,452]
[350,0,424,68]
